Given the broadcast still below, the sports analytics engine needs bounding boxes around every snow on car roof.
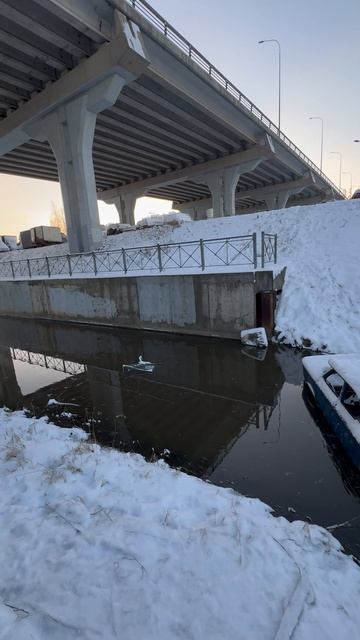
[329,355,360,397]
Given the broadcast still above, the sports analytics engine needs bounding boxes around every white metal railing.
[118,0,341,197]
[0,233,277,281]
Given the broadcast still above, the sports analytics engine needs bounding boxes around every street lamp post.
[330,151,342,191]
[309,117,323,172]
[342,172,352,198]
[258,39,281,132]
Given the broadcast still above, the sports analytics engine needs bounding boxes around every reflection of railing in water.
[10,348,85,376]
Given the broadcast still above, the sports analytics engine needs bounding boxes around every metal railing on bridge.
[10,348,85,376]
[0,232,277,281]
[122,0,341,197]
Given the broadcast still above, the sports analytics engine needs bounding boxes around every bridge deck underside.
[0,73,321,210]
[0,0,340,213]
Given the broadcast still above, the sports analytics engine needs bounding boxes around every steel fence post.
[122,248,127,274]
[252,233,257,269]
[261,231,265,269]
[27,259,31,278]
[200,239,205,270]
[46,256,50,277]
[157,244,163,272]
[274,234,278,264]
[92,252,97,275]
[10,261,15,279]
[67,254,72,276]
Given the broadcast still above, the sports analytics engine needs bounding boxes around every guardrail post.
[261,231,265,269]
[252,233,257,270]
[27,259,31,278]
[46,256,50,277]
[92,252,97,275]
[200,239,205,270]
[67,254,72,276]
[274,235,278,264]
[122,248,127,274]
[10,261,15,279]
[157,244,163,272]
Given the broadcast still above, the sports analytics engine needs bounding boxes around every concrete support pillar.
[32,75,130,253]
[0,347,22,410]
[177,203,212,221]
[264,190,289,211]
[199,158,264,218]
[110,193,139,226]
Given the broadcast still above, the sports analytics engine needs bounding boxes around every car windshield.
[325,370,344,397]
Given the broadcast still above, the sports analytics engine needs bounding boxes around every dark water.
[0,317,360,559]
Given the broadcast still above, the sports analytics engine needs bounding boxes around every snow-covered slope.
[1,409,360,640]
[102,199,360,353]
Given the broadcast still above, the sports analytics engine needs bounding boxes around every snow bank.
[1,408,360,640]
[101,199,360,352]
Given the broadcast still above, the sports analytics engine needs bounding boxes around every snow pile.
[1,409,360,639]
[0,238,9,252]
[136,211,191,228]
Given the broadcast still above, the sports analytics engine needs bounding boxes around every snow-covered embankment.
[104,199,360,353]
[1,409,360,639]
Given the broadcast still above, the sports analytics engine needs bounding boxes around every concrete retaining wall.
[0,271,273,339]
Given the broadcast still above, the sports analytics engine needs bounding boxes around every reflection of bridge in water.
[0,318,284,477]
[10,348,85,376]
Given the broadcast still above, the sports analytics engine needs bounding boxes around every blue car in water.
[303,355,360,468]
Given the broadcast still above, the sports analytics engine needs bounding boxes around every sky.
[0,0,359,237]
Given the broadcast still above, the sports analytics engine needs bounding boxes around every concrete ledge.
[0,271,274,339]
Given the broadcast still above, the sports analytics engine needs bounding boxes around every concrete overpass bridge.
[0,0,343,252]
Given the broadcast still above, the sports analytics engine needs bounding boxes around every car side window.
[341,383,360,420]
[324,370,345,397]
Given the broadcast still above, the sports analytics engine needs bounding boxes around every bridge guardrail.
[122,0,341,198]
[0,232,277,281]
[10,348,85,376]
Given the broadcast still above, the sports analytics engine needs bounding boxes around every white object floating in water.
[240,327,268,349]
[122,355,155,374]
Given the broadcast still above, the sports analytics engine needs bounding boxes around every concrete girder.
[97,135,275,203]
[125,80,242,149]
[0,16,148,156]
[113,93,230,155]
[36,0,114,43]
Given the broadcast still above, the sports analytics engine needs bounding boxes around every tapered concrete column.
[200,157,266,218]
[264,190,290,210]
[35,75,127,253]
[111,193,139,225]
